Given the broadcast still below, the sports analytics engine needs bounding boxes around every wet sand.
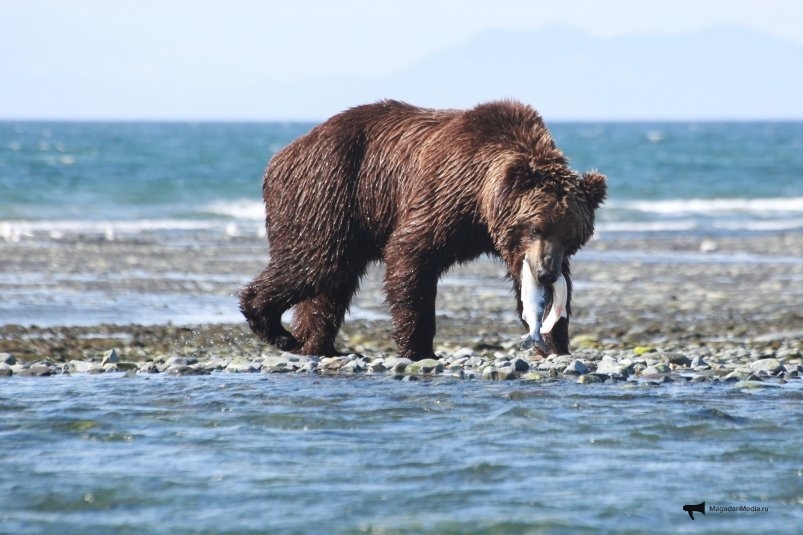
[1,231,802,381]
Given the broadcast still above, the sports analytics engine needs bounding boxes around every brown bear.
[240,100,606,360]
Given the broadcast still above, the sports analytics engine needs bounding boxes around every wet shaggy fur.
[240,100,607,360]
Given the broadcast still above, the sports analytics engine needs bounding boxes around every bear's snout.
[525,240,564,286]
[537,267,559,285]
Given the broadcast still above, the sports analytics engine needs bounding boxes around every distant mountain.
[257,25,803,121]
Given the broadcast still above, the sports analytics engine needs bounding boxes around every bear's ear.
[581,170,607,210]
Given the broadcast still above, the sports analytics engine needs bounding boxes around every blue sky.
[1,0,802,120]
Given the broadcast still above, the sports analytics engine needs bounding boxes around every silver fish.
[520,256,568,352]
[520,257,548,352]
[540,272,568,335]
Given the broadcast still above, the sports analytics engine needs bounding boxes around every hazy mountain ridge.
[265,25,803,121]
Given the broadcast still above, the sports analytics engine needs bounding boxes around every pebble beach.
[2,229,802,386]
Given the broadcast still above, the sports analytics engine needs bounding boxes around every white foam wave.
[202,199,265,220]
[607,197,803,216]
[597,216,803,234]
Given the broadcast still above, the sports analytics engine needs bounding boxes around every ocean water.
[2,120,803,240]
[2,375,802,534]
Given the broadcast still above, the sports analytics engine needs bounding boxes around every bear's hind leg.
[291,270,363,356]
[240,264,308,351]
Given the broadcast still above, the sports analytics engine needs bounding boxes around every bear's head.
[484,149,607,284]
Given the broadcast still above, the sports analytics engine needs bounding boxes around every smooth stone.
[21,363,53,377]
[116,362,139,372]
[633,346,657,356]
[510,357,530,373]
[68,360,96,374]
[465,356,486,368]
[0,353,16,365]
[577,373,604,384]
[369,363,388,373]
[749,358,783,375]
[637,373,672,384]
[225,358,259,373]
[641,364,670,375]
[101,349,120,366]
[387,358,413,373]
[563,359,590,376]
[482,366,516,380]
[267,363,293,373]
[410,358,443,374]
[734,380,781,389]
[164,356,198,368]
[451,347,474,359]
[595,357,630,379]
[165,365,209,376]
[340,360,365,373]
[691,356,710,369]
[520,371,545,381]
[664,353,691,367]
[319,356,346,372]
[0,363,12,376]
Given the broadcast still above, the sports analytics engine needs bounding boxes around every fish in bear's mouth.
[520,255,567,354]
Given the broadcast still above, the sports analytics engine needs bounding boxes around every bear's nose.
[537,269,558,285]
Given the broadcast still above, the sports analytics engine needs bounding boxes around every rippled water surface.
[2,375,801,534]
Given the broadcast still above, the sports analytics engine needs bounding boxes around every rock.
[637,373,672,384]
[19,363,54,377]
[100,349,120,366]
[641,364,671,375]
[319,356,346,372]
[577,373,604,384]
[139,362,161,374]
[0,363,12,377]
[664,353,691,367]
[0,353,16,365]
[267,362,293,373]
[368,360,387,373]
[690,356,710,369]
[563,359,590,375]
[749,358,783,375]
[466,356,486,368]
[633,346,657,356]
[225,358,259,373]
[340,360,365,373]
[451,347,475,359]
[410,358,443,374]
[68,360,103,374]
[164,356,198,368]
[510,357,530,373]
[595,356,629,379]
[387,357,413,373]
[165,365,209,376]
[520,371,545,381]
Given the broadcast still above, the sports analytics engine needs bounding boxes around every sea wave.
[0,219,265,242]
[201,199,265,220]
[606,196,803,216]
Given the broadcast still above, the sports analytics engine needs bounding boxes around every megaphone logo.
[683,501,706,520]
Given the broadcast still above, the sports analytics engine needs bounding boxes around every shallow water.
[2,375,800,534]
